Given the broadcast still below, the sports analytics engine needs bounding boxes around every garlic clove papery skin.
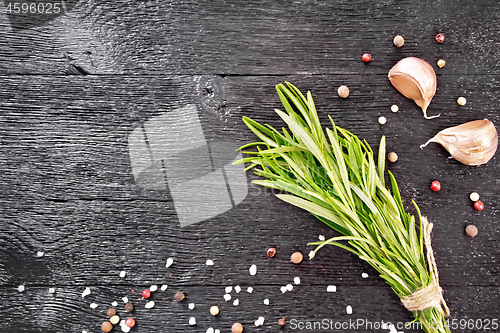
[388,57,438,119]
[421,119,498,166]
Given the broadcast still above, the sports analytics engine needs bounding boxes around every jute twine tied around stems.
[400,217,450,316]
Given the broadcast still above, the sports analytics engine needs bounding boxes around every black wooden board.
[1,0,500,332]
[0,0,500,75]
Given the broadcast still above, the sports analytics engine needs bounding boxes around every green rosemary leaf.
[378,136,386,187]
[242,117,278,148]
[276,194,348,229]
[237,83,451,333]
[235,141,267,151]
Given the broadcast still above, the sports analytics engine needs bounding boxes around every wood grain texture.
[1,285,499,332]
[0,74,499,332]
[0,0,500,74]
[1,0,500,331]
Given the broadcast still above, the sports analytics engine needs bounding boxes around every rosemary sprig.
[235,82,451,333]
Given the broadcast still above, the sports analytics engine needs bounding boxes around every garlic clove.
[420,119,498,166]
[388,57,438,119]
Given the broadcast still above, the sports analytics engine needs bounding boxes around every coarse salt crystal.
[256,316,265,326]
[166,258,174,268]
[121,325,131,333]
[161,284,168,291]
[119,271,127,278]
[36,251,44,257]
[249,264,257,276]
[233,299,239,306]
[189,317,196,325]
[150,285,158,292]
[308,250,315,259]
[254,320,261,327]
[48,287,55,293]
[234,285,241,293]
[82,287,91,297]
[247,287,253,293]
[188,303,195,310]
[263,298,269,305]
[111,301,118,307]
[90,303,98,309]
[286,284,293,291]
[223,294,231,301]
[294,277,301,285]
[145,301,155,309]
[206,259,214,266]
[214,330,220,333]
[122,296,129,303]
[362,273,369,278]
[346,305,352,314]
[225,286,232,293]
[280,286,287,293]
[327,285,337,292]
[82,331,87,333]
[206,328,214,333]
[318,235,325,241]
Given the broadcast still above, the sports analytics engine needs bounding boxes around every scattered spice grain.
[435,33,445,43]
[465,225,478,237]
[101,322,113,333]
[393,35,405,47]
[337,85,350,98]
[106,308,116,317]
[142,289,151,299]
[430,180,441,192]
[110,315,120,325]
[232,322,244,333]
[388,152,398,163]
[291,252,303,264]
[174,292,185,301]
[125,318,136,328]
[210,305,220,316]
[470,192,480,202]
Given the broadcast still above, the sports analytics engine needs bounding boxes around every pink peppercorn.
[267,247,276,257]
[142,289,151,299]
[430,180,441,192]
[125,318,136,328]
[435,33,445,43]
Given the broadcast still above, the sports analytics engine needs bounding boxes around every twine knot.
[400,217,450,316]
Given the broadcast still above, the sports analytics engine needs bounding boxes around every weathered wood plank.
[0,0,499,74]
[0,75,499,293]
[1,285,499,332]
[1,74,500,200]
[1,194,499,287]
[2,0,499,331]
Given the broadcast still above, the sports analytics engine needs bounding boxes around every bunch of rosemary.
[236,83,451,333]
